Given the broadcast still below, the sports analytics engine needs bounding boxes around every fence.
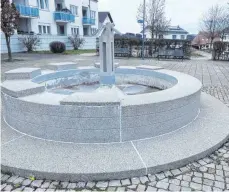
[96,37,191,59]
[1,33,96,53]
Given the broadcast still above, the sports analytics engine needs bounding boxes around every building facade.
[11,0,98,36]
[141,25,189,40]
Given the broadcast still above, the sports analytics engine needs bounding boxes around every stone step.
[48,62,78,71]
[1,80,45,98]
[4,68,41,80]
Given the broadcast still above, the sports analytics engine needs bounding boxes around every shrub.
[49,41,66,53]
[68,35,85,50]
[212,41,226,60]
[18,35,40,52]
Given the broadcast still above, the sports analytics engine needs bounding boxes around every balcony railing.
[54,12,75,22]
[15,4,39,18]
[82,17,95,25]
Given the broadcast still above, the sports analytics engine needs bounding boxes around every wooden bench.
[114,48,130,57]
[158,49,184,61]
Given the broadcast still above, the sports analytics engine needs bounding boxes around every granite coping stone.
[4,68,41,80]
[136,65,164,70]
[1,93,229,181]
[1,80,45,98]
[60,86,124,106]
[48,62,78,71]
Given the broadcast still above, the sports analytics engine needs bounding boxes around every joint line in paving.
[131,141,148,175]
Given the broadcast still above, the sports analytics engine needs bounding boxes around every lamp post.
[142,0,146,60]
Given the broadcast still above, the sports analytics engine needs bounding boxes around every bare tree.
[1,0,20,61]
[68,35,85,50]
[137,0,170,39]
[217,7,229,41]
[201,4,224,49]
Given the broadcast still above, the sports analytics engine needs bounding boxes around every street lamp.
[142,0,146,60]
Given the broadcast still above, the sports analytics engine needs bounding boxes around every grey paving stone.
[41,181,51,188]
[181,180,189,187]
[107,187,116,191]
[204,173,215,180]
[1,174,10,181]
[181,187,192,191]
[96,181,108,188]
[180,166,190,173]
[34,188,46,192]
[116,187,126,191]
[203,178,214,186]
[139,176,149,184]
[22,179,32,186]
[169,183,181,191]
[199,166,208,172]
[171,169,182,176]
[190,182,202,190]
[49,181,59,189]
[131,178,140,185]
[213,187,223,191]
[214,181,225,189]
[121,179,131,186]
[192,176,202,184]
[163,171,173,177]
[86,181,96,189]
[67,182,76,189]
[136,184,145,191]
[148,181,157,187]
[183,175,191,182]
[1,183,7,191]
[155,173,165,180]
[23,187,34,192]
[7,175,19,183]
[169,179,180,185]
[3,185,14,191]
[127,185,137,189]
[60,181,69,188]
[76,182,86,188]
[194,172,202,177]
[156,181,169,190]
[202,184,212,191]
[215,175,224,182]
[146,186,157,191]
[31,180,43,188]
[148,175,157,182]
[216,169,224,176]
[109,180,121,187]
[13,177,25,184]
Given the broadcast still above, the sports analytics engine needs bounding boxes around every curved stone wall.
[2,66,202,143]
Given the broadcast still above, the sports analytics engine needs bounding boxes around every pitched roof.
[98,12,113,24]
[191,32,220,46]
[140,25,188,34]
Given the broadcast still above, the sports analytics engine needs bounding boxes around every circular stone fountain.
[1,23,229,181]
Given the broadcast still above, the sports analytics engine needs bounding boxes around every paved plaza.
[1,53,229,191]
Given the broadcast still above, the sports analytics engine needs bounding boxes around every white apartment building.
[11,0,98,36]
[141,26,189,40]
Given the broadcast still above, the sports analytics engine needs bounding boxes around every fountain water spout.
[98,23,118,86]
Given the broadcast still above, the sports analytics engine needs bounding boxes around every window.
[58,25,65,35]
[172,35,177,39]
[91,28,97,35]
[71,27,79,35]
[90,11,96,19]
[181,35,185,40]
[38,0,49,9]
[70,5,78,16]
[38,24,51,34]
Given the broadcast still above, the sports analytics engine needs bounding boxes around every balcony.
[54,12,75,23]
[15,4,39,18]
[82,17,95,25]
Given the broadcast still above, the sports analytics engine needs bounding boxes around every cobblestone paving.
[1,53,229,191]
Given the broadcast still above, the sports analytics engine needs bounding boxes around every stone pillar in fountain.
[99,23,115,86]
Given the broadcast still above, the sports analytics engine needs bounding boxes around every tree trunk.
[5,34,12,62]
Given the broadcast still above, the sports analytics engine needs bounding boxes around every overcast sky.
[98,0,228,34]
